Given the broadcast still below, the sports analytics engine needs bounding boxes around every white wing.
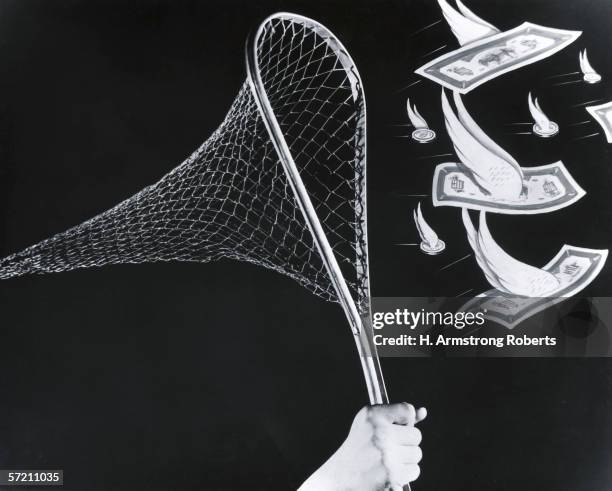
[406,99,428,129]
[414,202,439,247]
[453,91,522,173]
[528,92,551,132]
[437,0,499,46]
[461,208,506,291]
[468,211,560,296]
[455,0,499,32]
[579,48,596,74]
[442,90,523,199]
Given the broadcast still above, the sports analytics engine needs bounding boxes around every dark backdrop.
[0,0,611,490]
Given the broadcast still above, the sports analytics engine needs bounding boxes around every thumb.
[415,406,428,424]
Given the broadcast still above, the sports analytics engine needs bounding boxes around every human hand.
[298,402,426,491]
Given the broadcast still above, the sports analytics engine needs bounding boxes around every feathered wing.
[534,98,544,114]
[461,209,506,291]
[414,202,439,247]
[455,0,500,32]
[528,92,551,131]
[473,212,560,296]
[579,50,586,73]
[437,0,499,46]
[579,49,596,74]
[442,90,523,199]
[452,91,523,177]
[406,99,428,129]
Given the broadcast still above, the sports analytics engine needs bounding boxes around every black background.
[0,0,611,490]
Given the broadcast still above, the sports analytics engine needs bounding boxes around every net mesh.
[0,14,369,311]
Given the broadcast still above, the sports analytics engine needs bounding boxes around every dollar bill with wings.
[432,91,585,214]
[459,211,608,329]
[415,0,581,94]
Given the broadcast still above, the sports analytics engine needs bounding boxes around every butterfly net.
[0,13,371,315]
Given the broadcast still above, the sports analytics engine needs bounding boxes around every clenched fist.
[299,403,426,491]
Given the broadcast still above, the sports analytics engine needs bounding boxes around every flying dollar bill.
[415,2,581,94]
[461,246,608,329]
[585,101,612,143]
[459,210,608,329]
[433,162,585,214]
[432,91,585,214]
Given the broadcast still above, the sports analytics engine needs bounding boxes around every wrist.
[298,453,346,491]
[298,467,336,491]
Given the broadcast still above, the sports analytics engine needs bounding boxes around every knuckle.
[351,405,375,433]
[401,402,416,417]
[354,405,372,425]
[412,446,423,463]
[407,464,421,481]
[367,404,389,427]
[358,405,371,417]
[365,404,382,419]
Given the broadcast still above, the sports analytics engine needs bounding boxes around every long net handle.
[357,320,389,405]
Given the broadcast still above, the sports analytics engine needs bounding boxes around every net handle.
[245,12,388,405]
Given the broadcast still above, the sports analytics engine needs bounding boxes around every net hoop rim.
[244,11,373,319]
